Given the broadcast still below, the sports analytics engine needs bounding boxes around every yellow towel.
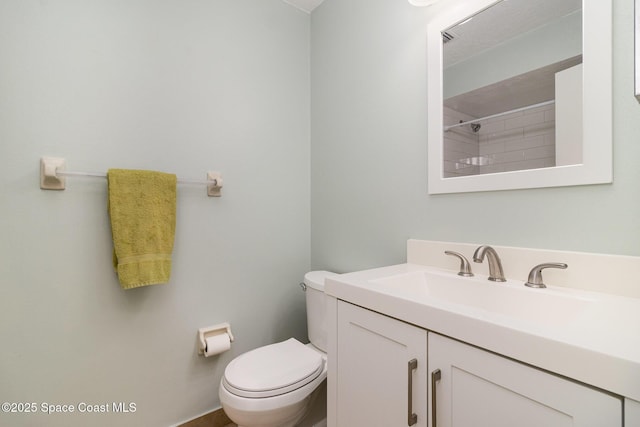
[107,169,177,289]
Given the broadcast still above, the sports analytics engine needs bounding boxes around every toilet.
[219,271,337,427]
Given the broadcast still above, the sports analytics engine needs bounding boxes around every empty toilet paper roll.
[204,333,231,357]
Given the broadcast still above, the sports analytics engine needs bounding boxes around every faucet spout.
[473,245,506,282]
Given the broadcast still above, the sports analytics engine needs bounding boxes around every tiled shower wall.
[478,103,555,174]
[443,104,556,177]
[443,106,480,177]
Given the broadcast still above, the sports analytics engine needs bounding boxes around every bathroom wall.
[443,106,480,177]
[477,102,556,174]
[443,105,556,177]
[0,1,310,426]
[310,0,640,273]
[443,103,555,177]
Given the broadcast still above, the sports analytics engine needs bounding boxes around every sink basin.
[326,260,640,403]
[371,269,595,326]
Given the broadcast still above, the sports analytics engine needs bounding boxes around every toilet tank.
[303,271,338,353]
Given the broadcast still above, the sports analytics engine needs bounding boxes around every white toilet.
[219,271,337,427]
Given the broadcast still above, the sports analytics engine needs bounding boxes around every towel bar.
[39,157,223,197]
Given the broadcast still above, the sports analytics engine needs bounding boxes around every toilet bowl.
[219,339,327,427]
[219,271,337,427]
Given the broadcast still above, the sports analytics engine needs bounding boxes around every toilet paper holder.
[198,322,234,356]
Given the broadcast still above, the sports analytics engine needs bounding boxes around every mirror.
[427,0,612,194]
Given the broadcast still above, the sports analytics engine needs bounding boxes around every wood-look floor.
[178,408,236,427]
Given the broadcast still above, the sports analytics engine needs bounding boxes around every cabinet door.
[336,301,428,427]
[626,398,640,426]
[428,333,622,427]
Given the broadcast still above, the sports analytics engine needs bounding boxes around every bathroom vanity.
[325,240,640,427]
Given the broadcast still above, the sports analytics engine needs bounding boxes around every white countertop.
[326,263,640,402]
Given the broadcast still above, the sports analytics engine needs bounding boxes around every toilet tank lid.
[304,271,339,291]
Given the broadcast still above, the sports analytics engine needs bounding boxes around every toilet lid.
[223,338,324,398]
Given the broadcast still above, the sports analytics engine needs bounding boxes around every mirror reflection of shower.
[441,0,583,179]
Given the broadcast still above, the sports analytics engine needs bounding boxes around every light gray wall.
[4,0,640,425]
[310,0,640,274]
[0,1,310,426]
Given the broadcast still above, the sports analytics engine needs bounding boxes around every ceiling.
[283,0,440,13]
[443,0,582,118]
[444,55,581,118]
[282,0,326,13]
[443,0,582,68]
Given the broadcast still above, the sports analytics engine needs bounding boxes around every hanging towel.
[107,169,177,289]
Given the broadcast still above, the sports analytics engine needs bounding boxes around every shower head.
[470,123,481,133]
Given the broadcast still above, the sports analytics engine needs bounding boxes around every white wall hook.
[198,322,234,355]
[207,171,223,197]
[40,157,66,190]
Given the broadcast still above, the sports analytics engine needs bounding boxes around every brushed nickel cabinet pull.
[408,359,418,426]
[431,369,442,427]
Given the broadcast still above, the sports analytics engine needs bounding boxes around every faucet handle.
[525,263,568,288]
[445,251,474,277]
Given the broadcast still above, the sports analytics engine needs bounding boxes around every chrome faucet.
[445,251,474,277]
[525,263,568,288]
[473,245,506,282]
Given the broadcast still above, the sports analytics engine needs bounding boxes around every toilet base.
[233,406,305,427]
[224,380,327,427]
[296,381,327,427]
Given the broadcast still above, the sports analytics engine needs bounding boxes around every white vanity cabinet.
[335,301,428,426]
[334,301,622,427]
[626,398,640,426]
[429,333,622,427]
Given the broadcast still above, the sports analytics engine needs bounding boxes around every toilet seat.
[223,338,324,399]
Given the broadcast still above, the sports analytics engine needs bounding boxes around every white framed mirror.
[427,0,612,194]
